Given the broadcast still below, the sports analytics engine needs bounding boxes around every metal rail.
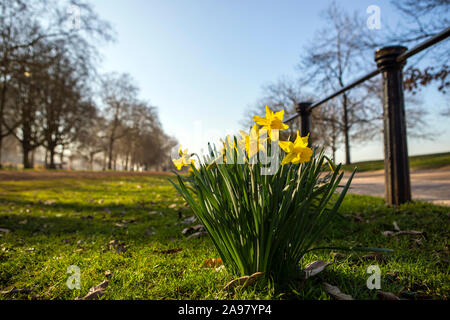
[285,27,450,122]
[282,27,450,206]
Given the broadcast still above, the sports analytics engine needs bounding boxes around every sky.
[91,0,450,163]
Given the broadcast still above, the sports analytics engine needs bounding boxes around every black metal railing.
[285,27,450,206]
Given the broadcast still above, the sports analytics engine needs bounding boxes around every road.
[345,166,450,206]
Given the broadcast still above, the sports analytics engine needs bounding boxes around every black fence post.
[296,102,312,140]
[375,46,412,206]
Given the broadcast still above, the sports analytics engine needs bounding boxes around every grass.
[0,173,448,300]
[342,152,450,172]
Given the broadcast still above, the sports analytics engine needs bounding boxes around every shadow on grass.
[0,197,185,242]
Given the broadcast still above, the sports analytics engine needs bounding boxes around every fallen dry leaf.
[330,252,347,260]
[181,216,197,225]
[182,224,205,236]
[304,260,333,279]
[203,258,223,268]
[409,238,423,248]
[187,231,207,239]
[1,287,32,295]
[397,230,423,236]
[0,228,11,234]
[76,280,109,300]
[382,230,424,237]
[109,240,127,253]
[377,290,400,300]
[344,213,365,222]
[323,282,353,300]
[153,248,182,254]
[168,204,177,209]
[149,211,163,216]
[362,253,386,263]
[393,221,401,232]
[223,272,264,291]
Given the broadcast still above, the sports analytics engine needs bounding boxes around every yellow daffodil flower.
[279,131,313,165]
[239,124,266,158]
[253,106,289,137]
[172,147,192,170]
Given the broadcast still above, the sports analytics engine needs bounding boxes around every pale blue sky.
[92,0,449,163]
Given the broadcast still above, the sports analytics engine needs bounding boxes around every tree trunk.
[342,93,351,165]
[0,136,3,169]
[108,137,114,170]
[49,148,56,169]
[60,146,64,169]
[22,144,32,169]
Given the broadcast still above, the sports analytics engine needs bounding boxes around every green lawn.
[342,152,450,172]
[0,173,448,300]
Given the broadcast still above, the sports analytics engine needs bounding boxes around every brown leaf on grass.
[18,219,28,225]
[382,230,424,237]
[1,287,32,295]
[330,252,347,260]
[203,258,223,268]
[148,211,163,216]
[223,272,264,291]
[362,253,386,263]
[75,280,109,300]
[153,248,182,254]
[344,213,365,222]
[0,228,11,234]
[377,290,400,300]
[409,238,423,248]
[182,224,205,235]
[304,260,333,279]
[393,221,401,232]
[323,282,353,300]
[109,240,127,253]
[181,216,197,225]
[168,203,177,209]
[113,223,126,228]
[187,231,207,239]
[397,230,424,236]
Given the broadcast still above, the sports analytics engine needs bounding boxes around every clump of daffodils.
[170,106,356,284]
[172,105,313,170]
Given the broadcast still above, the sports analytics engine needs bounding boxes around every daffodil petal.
[278,140,293,153]
[281,152,297,165]
[253,115,270,126]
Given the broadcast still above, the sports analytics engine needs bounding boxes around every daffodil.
[172,147,192,170]
[239,124,266,158]
[253,106,289,138]
[279,131,312,165]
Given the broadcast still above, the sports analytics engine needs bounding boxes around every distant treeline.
[0,0,177,171]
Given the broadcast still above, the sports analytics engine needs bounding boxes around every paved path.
[345,166,450,206]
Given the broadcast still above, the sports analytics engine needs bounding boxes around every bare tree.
[100,73,138,170]
[384,0,449,95]
[297,1,376,164]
